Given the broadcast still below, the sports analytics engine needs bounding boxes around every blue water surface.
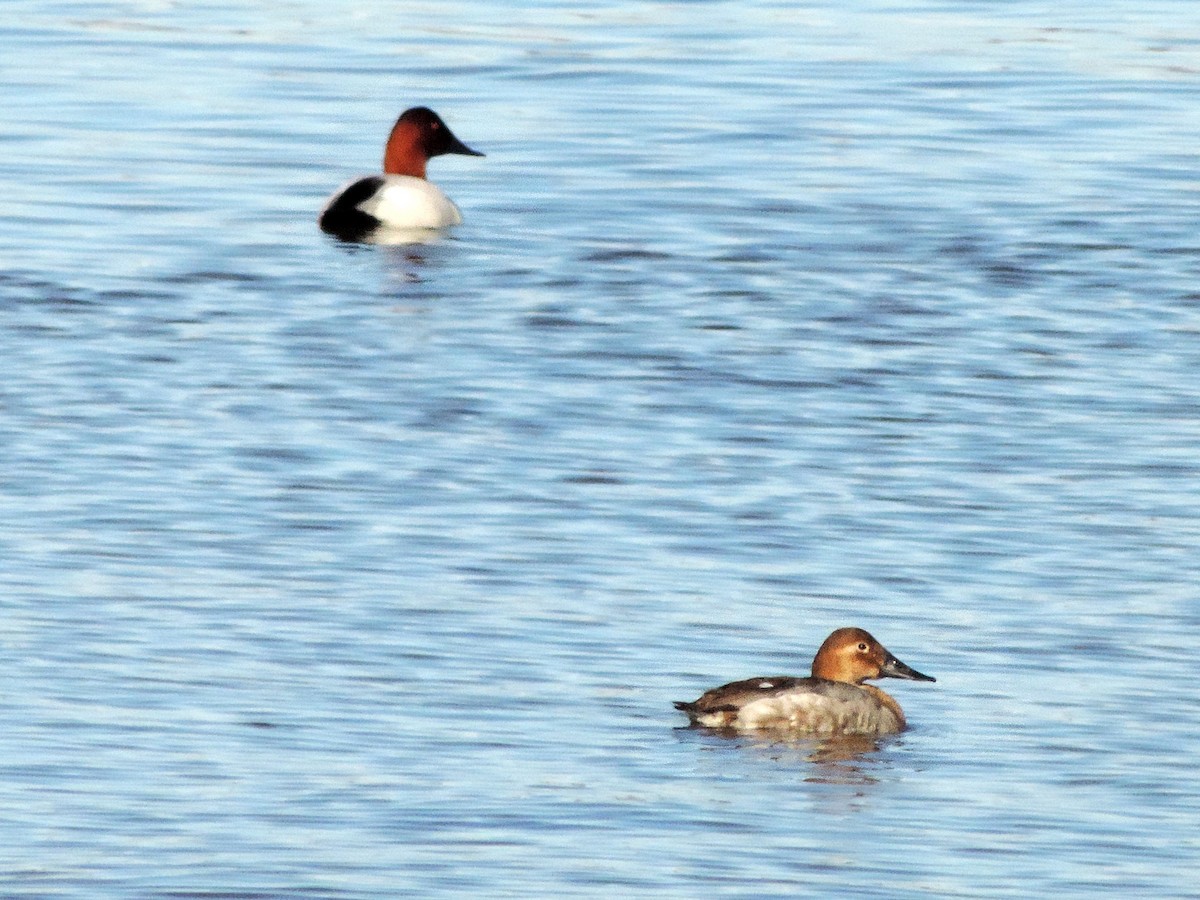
[1,1,1199,896]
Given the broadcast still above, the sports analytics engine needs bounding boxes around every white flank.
[360,175,464,229]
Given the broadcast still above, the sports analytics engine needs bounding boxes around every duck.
[319,106,484,241]
[674,627,935,735]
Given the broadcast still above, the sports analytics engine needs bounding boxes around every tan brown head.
[810,627,936,685]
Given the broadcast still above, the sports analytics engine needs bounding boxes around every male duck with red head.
[319,107,484,242]
[675,627,935,735]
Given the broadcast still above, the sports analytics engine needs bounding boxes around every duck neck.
[383,121,428,178]
[812,652,857,683]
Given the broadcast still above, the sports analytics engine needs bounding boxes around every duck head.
[811,627,936,685]
[383,106,484,178]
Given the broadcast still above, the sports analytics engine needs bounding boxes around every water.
[2,1,1199,896]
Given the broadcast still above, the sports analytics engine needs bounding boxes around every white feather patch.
[360,175,464,229]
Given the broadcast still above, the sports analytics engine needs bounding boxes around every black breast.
[319,176,386,242]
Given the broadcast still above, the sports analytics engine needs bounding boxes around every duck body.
[319,175,463,240]
[675,627,935,736]
[319,106,482,242]
[675,676,908,734]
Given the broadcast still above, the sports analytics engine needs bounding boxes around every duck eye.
[857,643,868,652]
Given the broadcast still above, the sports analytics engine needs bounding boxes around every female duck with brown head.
[319,107,484,242]
[675,627,935,736]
